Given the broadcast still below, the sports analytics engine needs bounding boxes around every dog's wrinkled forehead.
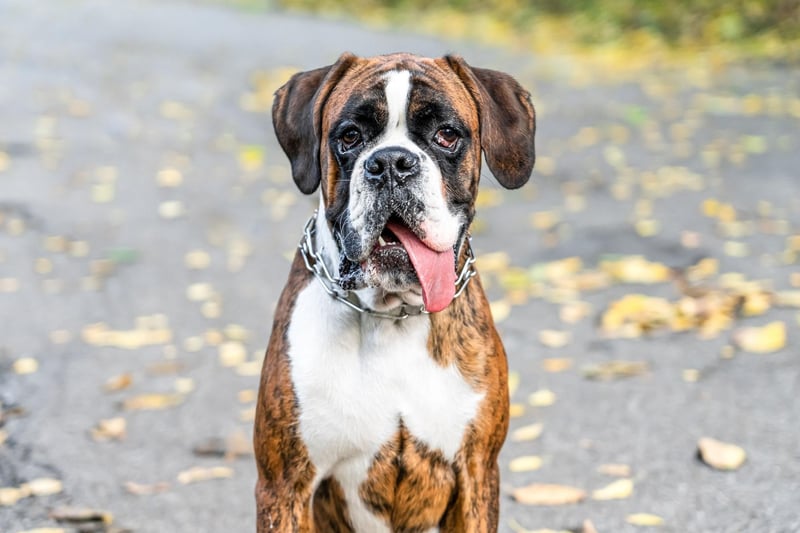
[321,55,478,142]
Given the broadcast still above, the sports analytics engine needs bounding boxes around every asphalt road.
[1,1,799,532]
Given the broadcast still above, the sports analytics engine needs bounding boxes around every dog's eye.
[340,129,362,151]
[434,127,460,150]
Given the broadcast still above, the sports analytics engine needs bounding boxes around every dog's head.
[273,53,536,312]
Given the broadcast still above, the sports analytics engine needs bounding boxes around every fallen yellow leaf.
[541,358,573,373]
[733,321,786,353]
[583,361,649,381]
[600,256,671,284]
[122,393,184,411]
[538,329,570,348]
[12,358,38,375]
[597,463,632,477]
[508,371,520,396]
[509,455,543,472]
[626,513,664,526]
[512,483,586,506]
[124,481,170,496]
[219,341,247,367]
[104,373,132,392]
[511,423,544,442]
[591,478,633,500]
[177,466,234,484]
[698,437,747,470]
[528,389,557,407]
[91,417,127,441]
[23,478,63,497]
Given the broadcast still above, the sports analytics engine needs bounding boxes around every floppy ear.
[445,55,536,189]
[272,53,358,194]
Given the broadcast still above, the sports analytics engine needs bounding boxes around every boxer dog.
[255,52,535,532]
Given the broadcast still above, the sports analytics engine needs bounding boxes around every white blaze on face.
[347,70,462,254]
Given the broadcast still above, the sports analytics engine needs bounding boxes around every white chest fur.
[287,280,483,529]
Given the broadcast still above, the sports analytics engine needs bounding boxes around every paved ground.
[1,1,799,532]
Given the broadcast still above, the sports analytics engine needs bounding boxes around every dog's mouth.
[337,217,457,313]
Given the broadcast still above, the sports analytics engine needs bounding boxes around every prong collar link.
[298,212,477,320]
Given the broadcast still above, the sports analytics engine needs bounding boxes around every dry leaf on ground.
[50,506,113,525]
[24,478,63,496]
[512,483,586,505]
[511,423,543,442]
[177,466,234,484]
[0,487,27,506]
[583,361,649,381]
[697,437,747,470]
[124,481,170,496]
[541,358,573,373]
[733,321,787,353]
[539,329,571,348]
[626,513,664,526]
[122,393,184,411]
[508,519,571,533]
[528,389,557,407]
[103,373,132,392]
[597,463,632,477]
[591,478,633,500]
[91,417,127,441]
[509,455,543,472]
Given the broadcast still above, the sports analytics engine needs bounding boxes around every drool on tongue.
[385,221,455,313]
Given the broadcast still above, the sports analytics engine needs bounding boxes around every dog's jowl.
[255,53,536,532]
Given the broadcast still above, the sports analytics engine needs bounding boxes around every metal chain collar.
[298,212,477,320]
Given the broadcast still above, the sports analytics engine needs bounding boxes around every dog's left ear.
[445,55,536,190]
[272,53,358,194]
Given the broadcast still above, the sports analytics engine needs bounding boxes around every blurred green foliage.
[275,0,799,47]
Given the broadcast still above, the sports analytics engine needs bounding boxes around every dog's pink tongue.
[386,221,455,313]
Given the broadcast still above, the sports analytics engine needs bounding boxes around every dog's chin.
[363,246,420,292]
[337,244,420,294]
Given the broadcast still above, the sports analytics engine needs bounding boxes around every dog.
[254,52,536,532]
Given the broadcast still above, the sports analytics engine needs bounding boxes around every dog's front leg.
[255,259,317,533]
[255,476,313,532]
[440,451,502,533]
[254,349,316,533]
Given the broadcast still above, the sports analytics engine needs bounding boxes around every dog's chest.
[287,282,483,491]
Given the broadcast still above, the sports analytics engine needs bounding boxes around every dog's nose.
[364,147,420,187]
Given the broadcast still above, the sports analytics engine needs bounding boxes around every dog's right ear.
[272,53,358,194]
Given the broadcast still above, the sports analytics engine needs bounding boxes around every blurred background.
[1,0,799,532]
